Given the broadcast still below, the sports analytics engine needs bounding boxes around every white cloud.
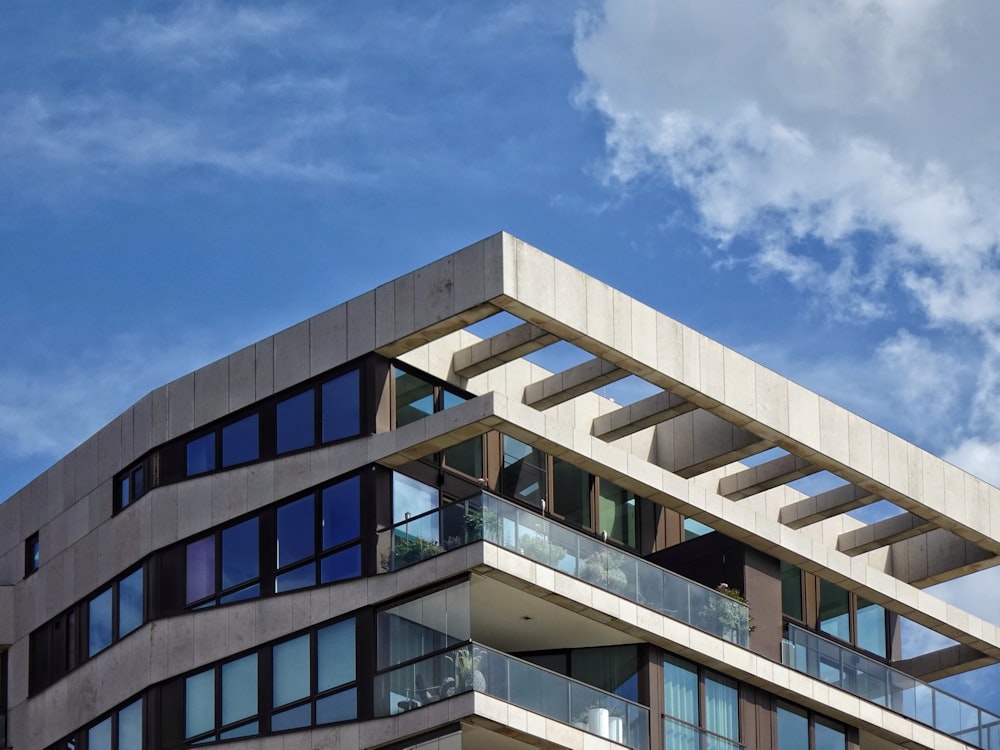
[98,1,309,67]
[575,0,1000,478]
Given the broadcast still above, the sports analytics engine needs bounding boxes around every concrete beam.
[778,484,881,529]
[452,322,558,378]
[718,454,819,500]
[592,390,696,441]
[894,644,995,682]
[654,409,772,478]
[523,357,628,410]
[837,512,935,556]
[890,529,1000,588]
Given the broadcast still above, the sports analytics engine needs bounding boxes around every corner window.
[25,531,39,576]
[816,578,888,659]
[394,366,468,429]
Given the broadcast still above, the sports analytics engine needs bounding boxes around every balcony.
[376,491,751,647]
[783,624,1000,750]
[374,641,650,749]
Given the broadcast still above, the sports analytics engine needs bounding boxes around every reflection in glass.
[186,433,215,476]
[222,518,259,590]
[378,581,470,669]
[599,479,637,547]
[222,414,259,468]
[277,390,315,453]
[222,653,258,725]
[663,654,698,726]
[118,567,143,638]
[321,546,361,583]
[316,687,357,724]
[322,476,360,549]
[277,495,314,568]
[704,673,739,741]
[856,597,887,657]
[776,703,808,749]
[819,580,851,641]
[443,436,483,478]
[186,536,215,603]
[396,369,435,427]
[553,458,590,526]
[318,618,356,691]
[502,435,546,507]
[815,717,847,750]
[271,703,310,731]
[273,635,310,707]
[118,699,142,750]
[781,562,803,620]
[186,669,214,738]
[393,473,437,523]
[88,717,111,750]
[88,588,113,657]
[322,369,360,442]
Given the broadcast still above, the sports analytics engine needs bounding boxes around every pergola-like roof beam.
[523,357,628,410]
[592,390,696,441]
[778,484,880,529]
[453,322,559,378]
[718,454,820,500]
[837,512,935,556]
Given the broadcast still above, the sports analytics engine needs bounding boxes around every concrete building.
[2,232,999,750]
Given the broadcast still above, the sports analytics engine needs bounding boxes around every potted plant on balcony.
[518,534,567,567]
[383,536,445,571]
[446,645,487,691]
[701,583,754,641]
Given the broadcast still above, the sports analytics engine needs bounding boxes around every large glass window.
[663,653,739,745]
[88,588,113,657]
[186,517,260,607]
[777,702,846,750]
[598,479,637,547]
[818,579,851,642]
[222,518,260,598]
[393,473,438,524]
[377,581,471,669]
[47,697,144,750]
[277,390,315,454]
[24,531,39,577]
[552,457,590,526]
[781,562,803,620]
[856,597,887,658]
[118,568,144,639]
[321,369,360,442]
[222,414,259,468]
[185,653,259,742]
[186,433,216,476]
[396,369,435,427]
[501,435,546,508]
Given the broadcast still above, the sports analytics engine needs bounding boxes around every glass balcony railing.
[783,624,1000,750]
[663,715,744,750]
[374,642,650,750]
[376,492,751,647]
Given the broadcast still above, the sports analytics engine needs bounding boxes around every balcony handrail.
[376,490,751,646]
[783,623,1000,750]
[374,640,650,750]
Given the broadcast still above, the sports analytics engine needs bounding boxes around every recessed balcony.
[376,491,752,647]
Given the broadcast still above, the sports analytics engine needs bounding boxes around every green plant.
[581,549,629,594]
[384,536,444,570]
[518,534,567,565]
[446,645,487,690]
[703,583,755,636]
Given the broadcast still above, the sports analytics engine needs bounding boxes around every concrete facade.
[0,232,997,750]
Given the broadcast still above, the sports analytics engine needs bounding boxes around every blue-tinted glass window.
[186,536,216,604]
[186,433,216,476]
[222,414,259,468]
[442,390,467,409]
[777,704,809,749]
[395,369,434,427]
[120,475,130,508]
[118,699,143,749]
[663,654,698,725]
[316,687,356,724]
[88,588,113,657]
[819,580,851,642]
[317,618,356,691]
[857,597,887,657]
[392,473,437,524]
[277,495,314,568]
[276,563,316,593]
[186,669,215,738]
[704,673,739,741]
[273,634,310,707]
[272,703,311,730]
[88,716,111,750]
[222,653,258,726]
[321,546,361,584]
[815,718,846,750]
[25,532,39,575]
[222,518,259,590]
[322,476,360,549]
[118,568,143,638]
[133,465,144,498]
[322,369,360,442]
[277,390,315,454]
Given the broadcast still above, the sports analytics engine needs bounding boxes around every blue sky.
[3,0,1000,715]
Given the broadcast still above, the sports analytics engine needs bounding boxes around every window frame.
[24,531,39,577]
[662,651,741,746]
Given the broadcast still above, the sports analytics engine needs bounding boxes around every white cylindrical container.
[609,716,624,743]
[588,707,610,738]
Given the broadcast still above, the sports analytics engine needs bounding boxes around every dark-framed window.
[1,649,8,749]
[25,531,39,577]
[663,652,740,747]
[29,564,146,695]
[113,361,365,514]
[47,696,144,750]
[776,701,846,750]
[185,517,261,608]
[393,365,470,429]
